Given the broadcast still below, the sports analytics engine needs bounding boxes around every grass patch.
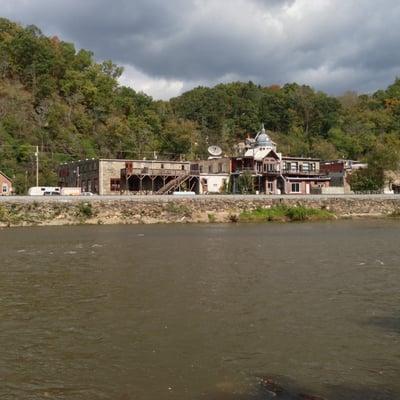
[165,202,192,217]
[207,213,216,223]
[239,204,334,222]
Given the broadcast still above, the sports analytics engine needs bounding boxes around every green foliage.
[237,171,254,194]
[349,168,383,192]
[76,202,94,218]
[349,139,400,191]
[1,17,400,195]
[239,205,334,222]
[207,213,216,223]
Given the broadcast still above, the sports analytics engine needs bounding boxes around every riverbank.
[1,195,400,227]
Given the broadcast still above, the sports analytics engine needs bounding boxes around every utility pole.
[35,146,39,187]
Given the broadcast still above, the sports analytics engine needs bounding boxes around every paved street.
[1,194,400,203]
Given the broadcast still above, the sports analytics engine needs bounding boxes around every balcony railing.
[123,168,192,177]
[282,169,321,176]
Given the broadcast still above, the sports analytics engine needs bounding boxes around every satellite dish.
[208,145,223,157]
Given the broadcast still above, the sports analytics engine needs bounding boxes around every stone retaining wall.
[1,196,400,227]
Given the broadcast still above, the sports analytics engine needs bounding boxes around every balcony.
[123,168,193,177]
[282,169,321,176]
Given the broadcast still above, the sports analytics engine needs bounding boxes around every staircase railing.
[156,174,191,195]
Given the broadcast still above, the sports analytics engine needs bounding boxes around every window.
[110,178,121,192]
[161,163,164,169]
[302,163,309,171]
[218,163,223,173]
[267,182,274,192]
[291,183,300,193]
[208,165,213,173]
[181,165,185,170]
[2,184,8,193]
[199,166,203,173]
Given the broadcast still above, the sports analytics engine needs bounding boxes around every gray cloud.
[2,0,400,99]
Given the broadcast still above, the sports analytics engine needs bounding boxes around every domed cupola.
[255,124,273,147]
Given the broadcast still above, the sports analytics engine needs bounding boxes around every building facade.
[320,160,367,194]
[57,127,333,196]
[0,171,12,195]
[120,160,196,194]
[230,126,330,194]
[58,159,193,195]
[190,158,231,194]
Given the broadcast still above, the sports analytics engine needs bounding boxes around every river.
[1,221,399,399]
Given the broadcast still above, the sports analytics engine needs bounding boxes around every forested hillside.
[1,18,400,192]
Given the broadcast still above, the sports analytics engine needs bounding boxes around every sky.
[2,0,400,100]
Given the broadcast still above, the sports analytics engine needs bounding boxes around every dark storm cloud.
[2,0,400,98]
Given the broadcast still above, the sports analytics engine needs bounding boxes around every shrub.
[76,202,93,218]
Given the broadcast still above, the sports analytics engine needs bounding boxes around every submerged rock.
[298,394,327,400]
[259,377,285,396]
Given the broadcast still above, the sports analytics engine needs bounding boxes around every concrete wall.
[322,186,346,195]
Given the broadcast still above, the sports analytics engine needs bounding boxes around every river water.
[1,221,399,400]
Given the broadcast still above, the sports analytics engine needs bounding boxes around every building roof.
[255,125,275,147]
[243,124,278,160]
[0,171,12,182]
[60,158,190,165]
[282,156,320,161]
[245,147,280,161]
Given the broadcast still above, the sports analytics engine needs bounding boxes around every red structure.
[0,171,12,195]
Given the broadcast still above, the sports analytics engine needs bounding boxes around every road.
[1,194,400,203]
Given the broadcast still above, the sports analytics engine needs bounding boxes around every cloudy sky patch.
[2,0,400,99]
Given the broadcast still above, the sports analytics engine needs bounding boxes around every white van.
[28,186,61,196]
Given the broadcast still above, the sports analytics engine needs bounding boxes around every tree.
[349,141,400,191]
[237,171,254,194]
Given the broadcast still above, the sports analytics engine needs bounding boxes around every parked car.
[81,192,94,196]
